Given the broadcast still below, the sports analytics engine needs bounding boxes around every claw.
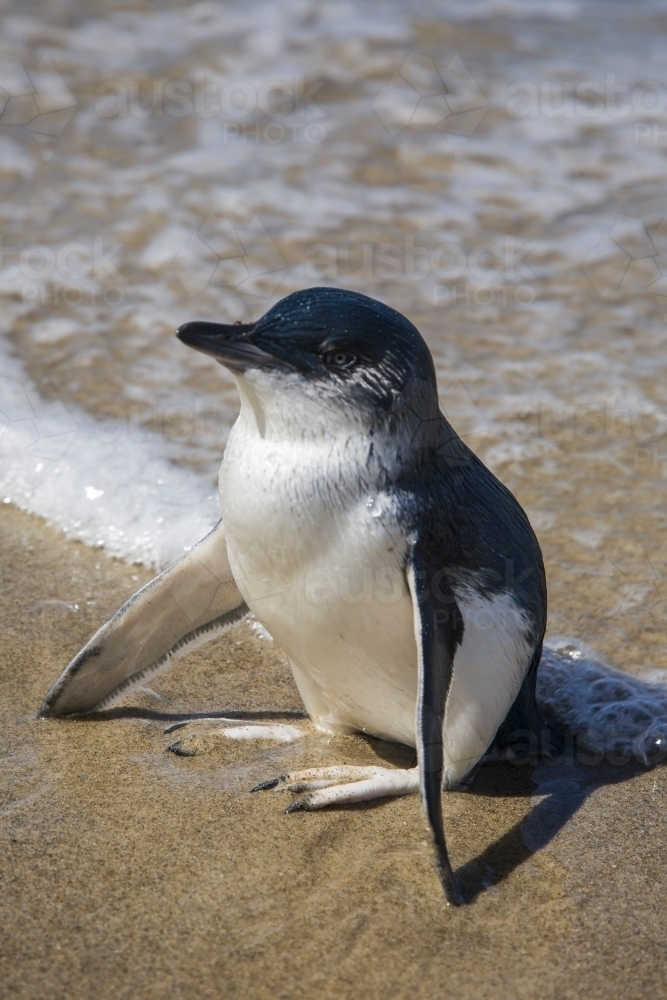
[285,798,307,814]
[167,740,195,757]
[250,776,283,792]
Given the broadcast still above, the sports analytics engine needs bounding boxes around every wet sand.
[1,502,666,1000]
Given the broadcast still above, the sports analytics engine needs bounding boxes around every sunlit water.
[1,0,667,750]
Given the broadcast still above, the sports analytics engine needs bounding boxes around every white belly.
[221,431,418,742]
[220,415,532,779]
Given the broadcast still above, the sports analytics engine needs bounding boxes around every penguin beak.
[176,321,279,372]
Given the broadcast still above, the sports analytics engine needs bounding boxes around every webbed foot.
[251,764,419,810]
[166,721,303,756]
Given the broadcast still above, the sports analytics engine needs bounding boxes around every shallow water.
[1,4,667,756]
[1,0,666,552]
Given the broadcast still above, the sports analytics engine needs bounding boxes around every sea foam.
[0,342,218,569]
[539,638,667,766]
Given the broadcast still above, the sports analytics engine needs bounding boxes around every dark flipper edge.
[407,542,465,907]
[40,519,247,717]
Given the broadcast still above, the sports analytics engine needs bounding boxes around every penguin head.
[177,287,439,435]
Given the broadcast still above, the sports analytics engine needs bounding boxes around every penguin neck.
[233,369,377,444]
[231,368,444,488]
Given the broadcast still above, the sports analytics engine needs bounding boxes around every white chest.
[219,413,417,743]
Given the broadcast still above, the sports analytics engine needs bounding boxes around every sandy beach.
[2,501,666,1000]
[2,1,667,995]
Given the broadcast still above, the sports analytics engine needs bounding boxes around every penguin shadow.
[455,752,647,904]
[59,708,649,905]
[353,734,648,903]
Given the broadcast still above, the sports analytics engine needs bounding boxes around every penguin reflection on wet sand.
[41,287,560,906]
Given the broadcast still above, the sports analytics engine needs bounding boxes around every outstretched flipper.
[40,520,248,717]
[406,542,465,907]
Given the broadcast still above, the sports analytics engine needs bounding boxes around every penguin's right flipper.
[40,519,248,717]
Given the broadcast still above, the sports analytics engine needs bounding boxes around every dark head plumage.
[177,287,437,414]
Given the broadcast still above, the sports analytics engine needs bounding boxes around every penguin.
[41,287,557,906]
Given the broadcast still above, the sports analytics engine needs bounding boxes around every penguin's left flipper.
[406,541,465,906]
[40,519,248,717]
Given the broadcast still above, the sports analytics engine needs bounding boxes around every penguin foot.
[167,722,302,756]
[251,765,419,809]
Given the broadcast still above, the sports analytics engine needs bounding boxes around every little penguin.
[41,286,558,905]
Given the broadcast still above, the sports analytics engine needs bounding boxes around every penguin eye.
[324,350,358,371]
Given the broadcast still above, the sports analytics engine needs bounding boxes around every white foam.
[538,638,667,765]
[0,342,218,569]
